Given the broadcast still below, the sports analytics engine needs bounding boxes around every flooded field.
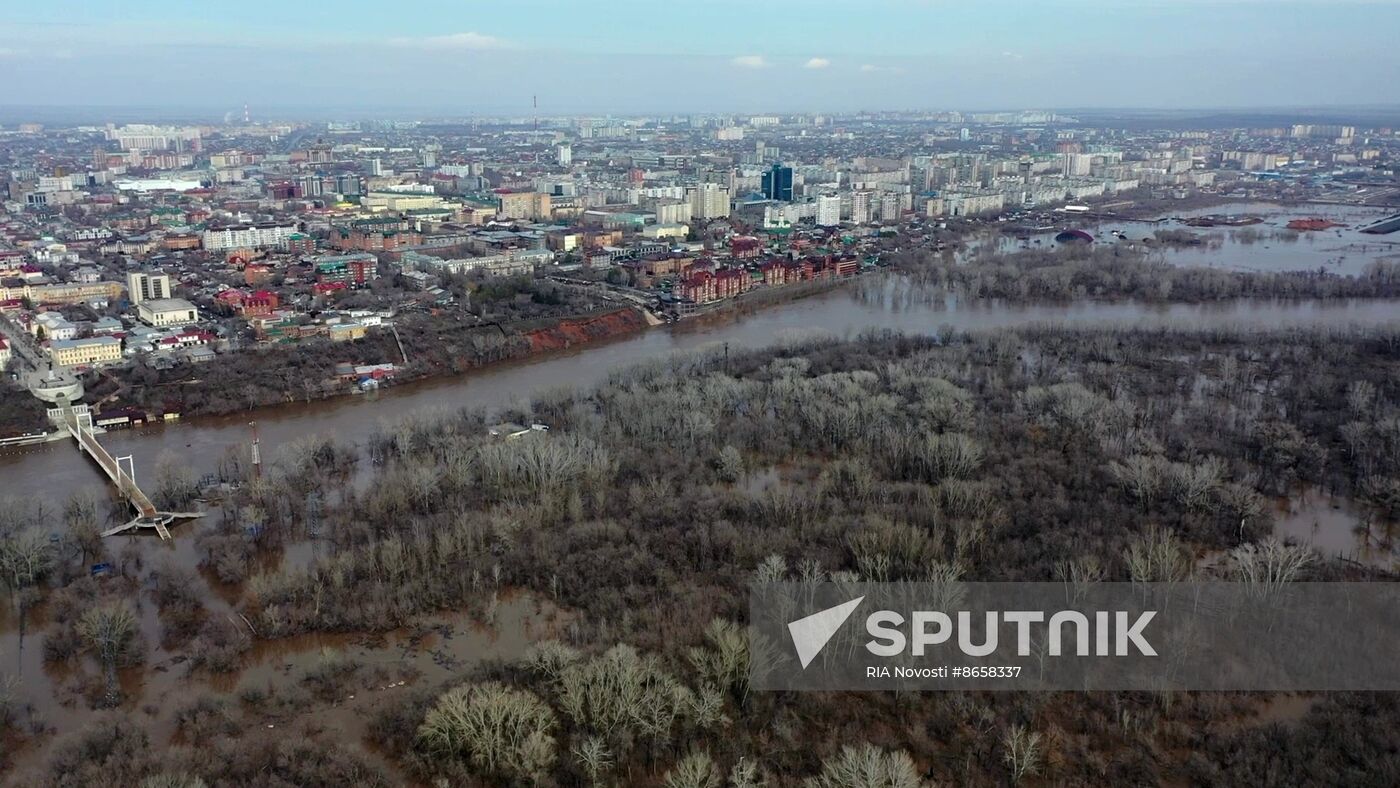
[0,586,564,784]
[973,201,1400,276]
[1275,489,1396,569]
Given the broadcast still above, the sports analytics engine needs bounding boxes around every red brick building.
[678,266,753,303]
[730,236,762,259]
[714,267,750,299]
[240,289,280,317]
[760,260,790,287]
[677,270,716,303]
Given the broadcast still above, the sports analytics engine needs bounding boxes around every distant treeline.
[895,242,1400,301]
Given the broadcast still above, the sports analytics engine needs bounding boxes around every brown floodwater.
[5,283,1400,511]
[972,201,1400,276]
[1275,489,1396,569]
[0,589,564,784]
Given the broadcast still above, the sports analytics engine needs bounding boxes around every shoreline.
[9,280,1400,453]
[0,277,858,448]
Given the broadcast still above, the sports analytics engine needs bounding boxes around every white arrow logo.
[788,597,864,669]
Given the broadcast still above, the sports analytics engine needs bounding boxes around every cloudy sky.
[2,0,1397,115]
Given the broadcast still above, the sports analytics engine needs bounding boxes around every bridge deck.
[60,402,168,538]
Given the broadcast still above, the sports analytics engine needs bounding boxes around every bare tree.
[716,445,745,484]
[729,758,766,788]
[139,775,209,788]
[805,744,922,788]
[1110,455,1163,505]
[666,750,722,788]
[417,681,558,784]
[1124,527,1193,584]
[1055,554,1105,605]
[1230,538,1314,600]
[1001,724,1044,785]
[78,604,140,707]
[572,736,613,784]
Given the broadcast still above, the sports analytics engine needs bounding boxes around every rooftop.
[139,297,197,312]
[50,336,120,349]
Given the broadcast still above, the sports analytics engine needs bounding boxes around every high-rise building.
[107,124,201,152]
[126,271,171,305]
[878,193,903,223]
[849,191,873,224]
[335,174,363,195]
[1063,153,1093,177]
[556,144,573,166]
[689,183,731,219]
[816,194,842,227]
[761,164,794,202]
[202,223,299,252]
[498,191,552,221]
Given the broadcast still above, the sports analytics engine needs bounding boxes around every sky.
[2,0,1398,116]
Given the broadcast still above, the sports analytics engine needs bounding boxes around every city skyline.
[3,0,1400,113]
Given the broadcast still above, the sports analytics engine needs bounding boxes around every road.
[547,275,659,309]
[0,313,48,374]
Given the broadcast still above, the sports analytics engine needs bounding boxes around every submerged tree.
[139,775,209,788]
[1230,538,1314,600]
[665,750,721,788]
[78,604,140,707]
[1001,724,1044,785]
[417,681,557,785]
[806,744,923,788]
[1124,526,1194,584]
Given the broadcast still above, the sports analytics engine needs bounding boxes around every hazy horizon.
[4,0,1399,118]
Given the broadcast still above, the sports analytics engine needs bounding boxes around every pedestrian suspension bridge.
[54,399,201,539]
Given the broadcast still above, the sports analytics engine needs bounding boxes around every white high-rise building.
[202,223,299,252]
[1063,153,1093,177]
[849,191,873,224]
[126,271,171,305]
[816,194,842,227]
[689,183,731,219]
[878,193,902,223]
[556,144,573,166]
[107,124,201,152]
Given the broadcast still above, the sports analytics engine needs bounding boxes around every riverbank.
[2,275,863,442]
[0,306,647,439]
[521,307,647,352]
[679,274,857,324]
[6,289,1400,502]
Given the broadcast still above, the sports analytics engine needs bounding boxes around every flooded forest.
[3,316,1398,785]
